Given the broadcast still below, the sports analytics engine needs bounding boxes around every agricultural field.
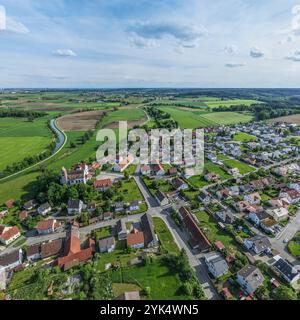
[0,117,54,172]
[269,114,300,125]
[221,159,256,174]
[102,107,146,128]
[158,106,253,128]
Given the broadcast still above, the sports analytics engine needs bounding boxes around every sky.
[1,0,300,88]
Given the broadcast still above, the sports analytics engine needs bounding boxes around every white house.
[0,249,23,271]
[67,199,84,215]
[266,207,289,222]
[37,202,52,216]
[0,225,21,245]
[244,192,261,205]
[237,265,264,295]
[205,252,229,279]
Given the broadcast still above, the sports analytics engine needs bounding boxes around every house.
[113,154,134,172]
[60,164,90,185]
[23,199,37,211]
[87,202,97,213]
[244,192,261,205]
[168,167,178,176]
[272,256,300,287]
[214,210,235,224]
[214,241,225,251]
[18,210,28,221]
[37,202,52,216]
[151,160,165,176]
[99,236,116,253]
[172,178,188,190]
[5,199,14,209]
[0,210,8,219]
[128,200,140,212]
[178,207,211,251]
[260,217,278,234]
[204,172,220,182]
[268,198,289,209]
[237,265,264,295]
[116,219,127,240]
[93,179,112,191]
[141,213,158,248]
[27,243,41,261]
[205,251,229,279]
[36,219,57,235]
[250,178,273,190]
[103,211,113,221]
[140,164,151,175]
[116,291,141,300]
[221,287,233,300]
[244,235,272,254]
[279,189,300,204]
[41,239,63,259]
[266,207,289,222]
[155,190,169,206]
[127,230,145,250]
[67,199,84,215]
[0,225,21,245]
[248,210,271,226]
[198,192,211,205]
[216,189,230,200]
[0,249,23,271]
[114,202,125,213]
[228,168,240,178]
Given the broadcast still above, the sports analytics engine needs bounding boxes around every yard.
[233,132,257,142]
[288,232,300,257]
[222,159,256,174]
[153,217,180,255]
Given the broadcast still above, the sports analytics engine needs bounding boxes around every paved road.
[133,175,220,300]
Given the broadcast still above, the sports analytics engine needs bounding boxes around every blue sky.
[0,0,300,88]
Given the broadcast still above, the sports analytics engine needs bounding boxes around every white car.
[283,238,289,243]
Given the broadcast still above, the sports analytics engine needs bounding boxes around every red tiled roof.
[41,239,63,259]
[93,179,112,189]
[127,231,144,246]
[0,226,20,241]
[65,235,81,256]
[5,199,15,209]
[58,247,93,270]
[215,241,225,251]
[36,219,55,231]
[179,207,211,251]
[19,210,28,221]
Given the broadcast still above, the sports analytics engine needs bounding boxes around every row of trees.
[0,108,46,119]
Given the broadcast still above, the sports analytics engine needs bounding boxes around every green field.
[222,159,256,174]
[233,132,257,142]
[0,117,54,171]
[158,106,253,128]
[101,108,146,127]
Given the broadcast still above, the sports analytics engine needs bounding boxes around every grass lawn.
[112,283,141,297]
[142,176,173,195]
[101,108,145,127]
[153,217,180,255]
[93,226,112,241]
[233,132,257,142]
[108,257,191,300]
[114,178,144,203]
[222,159,256,174]
[194,210,238,251]
[288,232,300,257]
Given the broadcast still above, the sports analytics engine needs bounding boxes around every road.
[0,118,67,182]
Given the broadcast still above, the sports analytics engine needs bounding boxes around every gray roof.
[141,213,157,247]
[205,252,228,275]
[0,250,21,267]
[248,235,271,252]
[237,265,264,290]
[99,236,115,249]
[68,199,82,209]
[116,219,126,234]
[155,190,167,202]
[38,202,51,211]
[255,211,271,221]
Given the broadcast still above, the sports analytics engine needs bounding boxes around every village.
[0,121,300,300]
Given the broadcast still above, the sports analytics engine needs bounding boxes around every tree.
[272,285,297,300]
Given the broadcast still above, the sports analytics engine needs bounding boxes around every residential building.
[93,179,112,191]
[128,200,140,212]
[237,265,264,295]
[205,251,229,279]
[41,239,63,259]
[141,213,158,248]
[0,249,23,271]
[99,236,116,253]
[103,212,113,221]
[214,210,235,224]
[155,190,169,206]
[172,177,188,190]
[27,244,41,261]
[244,235,272,254]
[60,163,90,185]
[23,199,37,211]
[140,164,151,175]
[116,219,127,240]
[18,210,28,221]
[272,256,300,287]
[67,199,84,215]
[113,154,134,172]
[36,219,57,235]
[244,192,261,205]
[127,230,145,250]
[37,202,52,216]
[0,225,21,245]
[266,207,289,222]
[114,202,125,213]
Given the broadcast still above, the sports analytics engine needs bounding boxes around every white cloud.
[128,36,157,48]
[250,46,265,58]
[285,50,300,61]
[225,62,246,68]
[53,49,77,57]
[224,45,238,55]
